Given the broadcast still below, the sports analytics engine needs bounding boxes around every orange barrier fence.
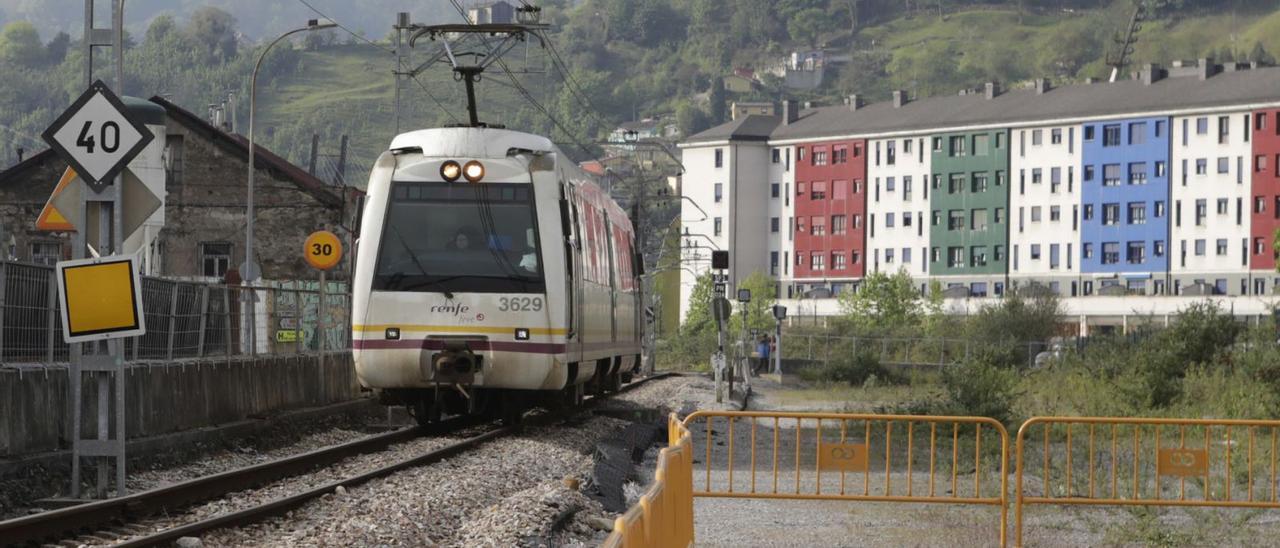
[683,410,1010,547]
[602,413,695,547]
[1014,416,1280,547]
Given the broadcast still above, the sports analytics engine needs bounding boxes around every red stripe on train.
[353,339,566,354]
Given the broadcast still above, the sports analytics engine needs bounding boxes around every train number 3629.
[498,297,543,312]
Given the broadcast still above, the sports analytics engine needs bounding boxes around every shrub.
[939,359,1019,424]
[807,349,890,386]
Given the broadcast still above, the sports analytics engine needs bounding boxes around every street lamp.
[245,18,336,353]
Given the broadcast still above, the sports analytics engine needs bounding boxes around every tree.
[838,268,924,334]
[679,272,716,337]
[787,8,832,48]
[708,77,726,125]
[45,31,69,65]
[145,14,177,44]
[187,6,238,60]
[0,21,44,67]
[728,271,778,334]
[676,101,710,138]
[1250,42,1276,65]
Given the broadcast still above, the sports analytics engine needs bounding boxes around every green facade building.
[929,129,1010,282]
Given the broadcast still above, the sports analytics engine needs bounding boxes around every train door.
[567,189,584,362]
[603,216,618,343]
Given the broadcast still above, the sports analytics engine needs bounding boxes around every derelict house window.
[165,135,185,185]
[200,242,233,278]
[29,242,62,266]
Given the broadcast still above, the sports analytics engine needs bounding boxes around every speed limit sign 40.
[304,230,343,270]
[41,80,154,192]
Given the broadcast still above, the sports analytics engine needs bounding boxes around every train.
[350,127,643,424]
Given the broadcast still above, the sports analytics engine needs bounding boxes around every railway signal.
[41,80,154,193]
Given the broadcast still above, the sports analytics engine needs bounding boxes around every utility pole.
[392,12,410,134]
[1107,1,1148,83]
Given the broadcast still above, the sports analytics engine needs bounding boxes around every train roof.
[389,127,555,158]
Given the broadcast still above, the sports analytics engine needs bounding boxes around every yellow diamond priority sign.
[55,255,147,343]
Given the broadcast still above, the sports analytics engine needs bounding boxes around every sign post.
[304,230,343,376]
[772,304,787,377]
[42,60,153,498]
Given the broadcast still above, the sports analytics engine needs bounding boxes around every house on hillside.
[0,96,356,281]
[732,101,776,120]
[467,1,515,24]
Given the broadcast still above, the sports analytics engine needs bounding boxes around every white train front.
[351,127,642,422]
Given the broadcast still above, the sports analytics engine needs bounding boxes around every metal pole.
[0,262,6,361]
[773,319,781,376]
[165,282,178,361]
[247,25,316,355]
[195,285,209,358]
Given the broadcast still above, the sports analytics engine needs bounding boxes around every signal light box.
[56,255,147,343]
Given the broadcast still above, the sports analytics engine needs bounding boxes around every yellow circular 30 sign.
[304,230,343,270]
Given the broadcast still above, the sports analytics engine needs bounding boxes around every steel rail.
[4,372,675,547]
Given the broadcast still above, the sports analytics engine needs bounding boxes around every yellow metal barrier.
[1014,416,1280,547]
[684,410,1010,547]
[602,413,695,547]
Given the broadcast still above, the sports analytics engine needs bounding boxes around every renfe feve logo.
[430,303,471,317]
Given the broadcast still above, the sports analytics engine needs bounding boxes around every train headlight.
[463,161,485,183]
[440,161,462,182]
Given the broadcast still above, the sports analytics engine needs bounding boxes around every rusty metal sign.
[1157,448,1208,477]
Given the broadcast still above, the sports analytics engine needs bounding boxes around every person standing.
[755,335,770,375]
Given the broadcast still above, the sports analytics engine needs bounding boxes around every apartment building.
[678,61,1280,327]
[1009,123,1082,295]
[866,133,932,288]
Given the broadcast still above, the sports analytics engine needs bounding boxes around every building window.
[1128,202,1146,225]
[1154,240,1165,257]
[1103,203,1120,226]
[1083,204,1094,221]
[886,177,896,192]
[770,217,779,233]
[835,146,848,164]
[1155,161,1166,177]
[974,134,990,156]
[1050,168,1061,193]
[948,246,964,268]
[1031,168,1042,185]
[1196,117,1208,134]
[811,181,826,200]
[1195,199,1207,225]
[1195,158,1207,175]
[1126,242,1145,264]
[1083,243,1093,259]
[1049,244,1060,269]
[885,213,895,228]
[950,136,966,157]
[933,137,943,151]
[885,248,895,263]
[1129,122,1147,145]
[833,180,847,197]
[972,173,989,193]
[29,242,62,266]
[771,183,779,198]
[1031,129,1043,146]
[771,149,780,164]
[1030,244,1041,260]
[1216,238,1228,256]
[1102,242,1119,264]
[833,252,846,270]
[714,183,723,202]
[1084,125,1095,140]
[903,212,913,227]
[1084,165,1095,181]
[200,242,232,277]
[1102,164,1121,186]
[972,209,989,231]
[1103,124,1121,146]
[831,215,846,234]
[971,246,988,267]
[1030,206,1042,222]
[165,135,185,185]
[1194,239,1206,256]
[948,210,965,230]
[811,216,826,235]
[1219,116,1230,144]
[714,149,723,168]
[1217,198,1228,215]
[1051,128,1062,144]
[885,141,896,165]
[714,217,722,236]
[949,174,964,194]
[1257,196,1267,213]
[1049,205,1061,222]
[813,149,828,166]
[1128,163,1146,185]
[811,252,825,270]
[770,251,779,275]
[1256,237,1265,255]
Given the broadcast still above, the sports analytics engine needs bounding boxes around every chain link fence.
[0,260,350,366]
[781,332,1049,370]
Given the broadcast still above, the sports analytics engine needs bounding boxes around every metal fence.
[0,260,350,365]
[781,333,1049,369]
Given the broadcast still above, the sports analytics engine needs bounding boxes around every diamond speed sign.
[41,80,154,192]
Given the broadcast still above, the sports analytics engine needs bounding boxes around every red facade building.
[1251,109,1280,272]
[792,139,868,281]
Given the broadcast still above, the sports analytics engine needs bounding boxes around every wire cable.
[295,0,396,55]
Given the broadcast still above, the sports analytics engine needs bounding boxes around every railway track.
[1,372,675,547]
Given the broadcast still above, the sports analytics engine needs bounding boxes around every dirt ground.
[689,375,1280,547]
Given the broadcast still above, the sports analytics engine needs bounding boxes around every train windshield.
[373,181,545,294]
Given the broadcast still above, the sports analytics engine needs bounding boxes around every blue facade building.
[1080,116,1171,289]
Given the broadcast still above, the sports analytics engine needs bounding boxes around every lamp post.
[245,19,335,354]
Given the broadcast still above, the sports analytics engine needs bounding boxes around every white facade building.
[1169,112,1255,296]
[866,135,932,287]
[1008,124,1083,294]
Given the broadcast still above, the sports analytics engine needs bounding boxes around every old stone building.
[0,96,356,281]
